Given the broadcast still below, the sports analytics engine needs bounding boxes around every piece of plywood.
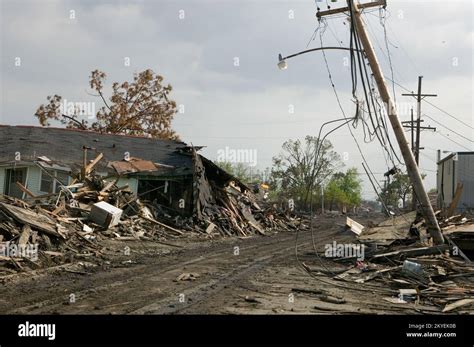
[358,211,416,243]
[0,202,60,238]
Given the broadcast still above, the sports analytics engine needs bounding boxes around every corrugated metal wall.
[437,157,454,208]
[458,154,474,210]
[438,153,474,211]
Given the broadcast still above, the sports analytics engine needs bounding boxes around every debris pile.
[327,212,474,313]
[0,152,301,276]
[182,150,304,237]
[192,181,303,237]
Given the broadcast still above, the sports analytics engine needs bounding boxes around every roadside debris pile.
[325,212,474,313]
[189,183,302,237]
[190,153,302,236]
[0,151,301,276]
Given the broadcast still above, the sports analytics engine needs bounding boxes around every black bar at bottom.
[0,314,472,345]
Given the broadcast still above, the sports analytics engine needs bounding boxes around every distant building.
[437,151,474,212]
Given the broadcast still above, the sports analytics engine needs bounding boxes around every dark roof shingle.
[0,126,193,176]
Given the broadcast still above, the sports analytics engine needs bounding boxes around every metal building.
[437,152,474,212]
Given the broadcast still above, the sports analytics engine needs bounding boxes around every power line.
[384,19,422,77]
[378,8,397,104]
[386,77,474,130]
[434,131,472,151]
[319,20,373,169]
[348,8,402,166]
[364,11,473,133]
[423,114,473,143]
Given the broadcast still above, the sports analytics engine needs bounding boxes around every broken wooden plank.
[241,205,265,235]
[346,217,364,235]
[442,298,474,313]
[446,182,463,218]
[205,222,216,234]
[140,216,184,235]
[371,245,450,259]
[100,176,120,193]
[18,225,31,245]
[85,152,104,175]
[0,202,61,238]
[15,181,37,198]
[0,255,24,262]
[51,203,65,216]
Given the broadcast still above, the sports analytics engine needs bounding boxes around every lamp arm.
[280,46,362,61]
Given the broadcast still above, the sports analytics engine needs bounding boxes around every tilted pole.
[351,1,443,244]
[317,0,444,244]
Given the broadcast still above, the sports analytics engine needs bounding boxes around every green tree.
[35,69,179,140]
[325,168,362,211]
[271,136,342,210]
[380,172,425,209]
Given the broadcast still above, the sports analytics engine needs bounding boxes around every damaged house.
[0,126,292,237]
[0,125,236,218]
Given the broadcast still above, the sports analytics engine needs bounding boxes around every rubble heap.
[0,152,302,276]
[329,212,474,313]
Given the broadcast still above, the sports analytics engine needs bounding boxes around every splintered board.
[0,202,60,238]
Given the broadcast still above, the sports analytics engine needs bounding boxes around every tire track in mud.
[4,232,303,313]
[3,220,342,314]
[131,224,343,314]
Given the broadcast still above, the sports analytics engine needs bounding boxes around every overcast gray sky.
[1,0,473,199]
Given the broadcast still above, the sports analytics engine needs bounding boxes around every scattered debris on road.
[0,132,303,277]
[315,211,474,313]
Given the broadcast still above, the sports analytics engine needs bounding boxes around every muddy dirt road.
[0,215,421,314]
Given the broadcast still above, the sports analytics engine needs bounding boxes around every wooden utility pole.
[402,116,436,210]
[402,76,438,165]
[402,77,437,210]
[402,118,436,162]
[317,0,444,244]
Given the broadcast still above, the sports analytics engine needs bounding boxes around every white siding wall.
[27,166,42,195]
[1,166,138,197]
[0,166,41,197]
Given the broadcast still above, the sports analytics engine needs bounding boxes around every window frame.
[39,169,70,194]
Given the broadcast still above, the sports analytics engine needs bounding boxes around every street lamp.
[277,54,288,70]
[277,46,361,70]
